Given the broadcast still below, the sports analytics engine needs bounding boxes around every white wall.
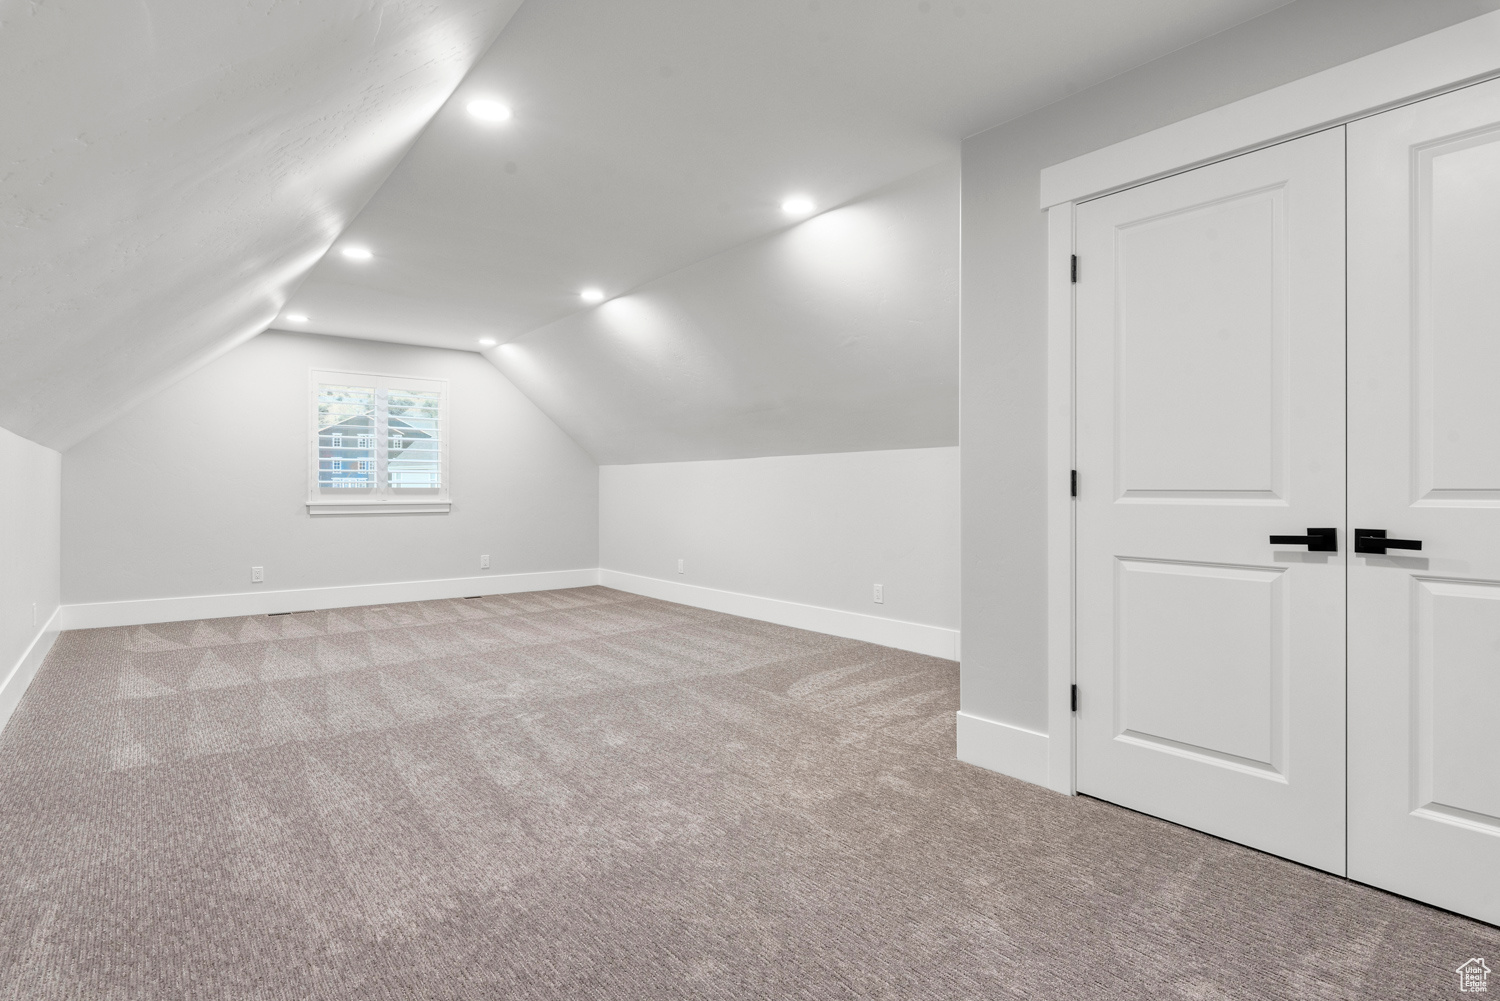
[960,0,1500,733]
[0,427,61,699]
[600,448,959,649]
[63,331,597,609]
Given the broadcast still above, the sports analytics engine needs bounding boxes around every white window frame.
[308,369,451,515]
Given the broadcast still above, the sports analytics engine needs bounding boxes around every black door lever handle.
[1354,529,1422,555]
[1269,527,1337,552]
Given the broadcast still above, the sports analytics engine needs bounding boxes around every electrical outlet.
[677,558,685,574]
[480,554,490,570]
[251,566,264,584]
[873,583,884,604]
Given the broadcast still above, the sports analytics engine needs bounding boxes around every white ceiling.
[0,0,522,448]
[281,0,1295,353]
[1,0,1298,454]
[490,160,961,463]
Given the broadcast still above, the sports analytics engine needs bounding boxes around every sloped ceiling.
[0,0,522,449]
[489,160,960,464]
[275,0,1294,462]
[3,0,1297,456]
[282,0,1294,353]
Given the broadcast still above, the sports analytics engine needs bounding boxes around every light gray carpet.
[0,586,1493,999]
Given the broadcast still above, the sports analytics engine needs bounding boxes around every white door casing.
[1073,128,1347,875]
[1041,12,1500,926]
[1045,6,1500,811]
[1347,77,1500,925]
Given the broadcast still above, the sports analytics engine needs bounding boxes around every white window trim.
[308,368,451,516]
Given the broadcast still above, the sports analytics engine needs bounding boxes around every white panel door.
[1075,128,1347,874]
[1348,77,1500,924]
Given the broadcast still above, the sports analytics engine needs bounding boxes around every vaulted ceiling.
[2,0,1295,455]
[0,0,522,448]
[491,161,963,463]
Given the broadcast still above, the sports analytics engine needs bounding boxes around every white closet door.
[1348,77,1500,925]
[1075,128,1347,874]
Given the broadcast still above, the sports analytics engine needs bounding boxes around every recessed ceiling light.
[340,246,373,260]
[478,337,497,347]
[467,99,512,122]
[579,287,605,304]
[285,314,309,323]
[781,195,816,217]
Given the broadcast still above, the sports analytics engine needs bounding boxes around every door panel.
[1116,189,1284,498]
[1415,579,1500,827]
[1122,186,1284,498]
[1421,129,1500,499]
[1075,127,1346,875]
[1349,77,1500,924]
[1115,558,1284,772]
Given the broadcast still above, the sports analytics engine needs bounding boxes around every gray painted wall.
[961,0,1500,732]
[600,448,959,630]
[0,428,60,676]
[63,331,597,605]
[488,161,959,464]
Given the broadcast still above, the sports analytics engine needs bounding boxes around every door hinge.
[1070,254,1078,284]
[1071,684,1078,713]
[1070,469,1078,497]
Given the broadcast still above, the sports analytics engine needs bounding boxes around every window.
[309,370,450,514]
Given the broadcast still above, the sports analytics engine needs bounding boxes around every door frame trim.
[1040,9,1500,210]
[1042,11,1500,797]
[1045,203,1076,796]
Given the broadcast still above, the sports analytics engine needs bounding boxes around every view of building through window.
[316,383,442,490]
[387,389,441,489]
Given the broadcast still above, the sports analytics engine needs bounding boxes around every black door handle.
[1354,529,1422,555]
[1269,527,1337,552]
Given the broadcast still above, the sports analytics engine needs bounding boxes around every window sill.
[307,500,451,516]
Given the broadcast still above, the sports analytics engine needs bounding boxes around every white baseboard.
[600,569,959,660]
[61,569,602,630]
[57,568,962,665]
[956,710,1054,789]
[0,606,61,736]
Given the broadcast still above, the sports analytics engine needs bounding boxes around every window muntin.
[386,389,442,489]
[309,371,449,514]
[316,384,377,489]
